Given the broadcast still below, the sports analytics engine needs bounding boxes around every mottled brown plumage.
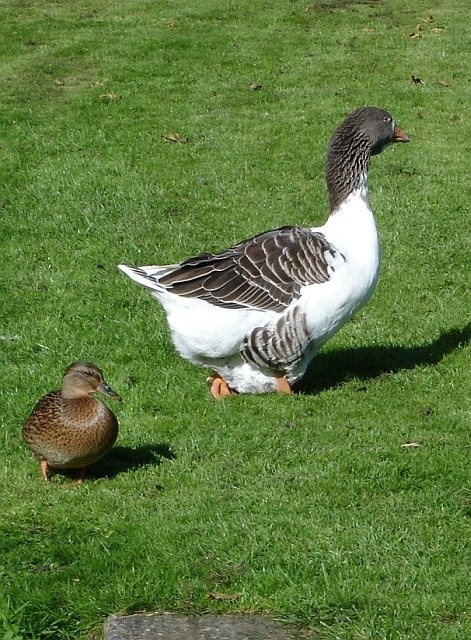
[23,361,121,483]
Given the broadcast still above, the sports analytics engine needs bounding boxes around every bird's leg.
[40,459,49,482]
[275,371,292,395]
[74,468,86,485]
[208,373,234,399]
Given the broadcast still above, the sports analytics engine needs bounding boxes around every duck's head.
[61,361,122,401]
[333,106,410,157]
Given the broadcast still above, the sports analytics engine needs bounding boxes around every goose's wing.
[156,226,344,312]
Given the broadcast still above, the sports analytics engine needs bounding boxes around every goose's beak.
[393,126,410,143]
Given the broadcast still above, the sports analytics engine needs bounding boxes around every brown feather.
[158,226,342,312]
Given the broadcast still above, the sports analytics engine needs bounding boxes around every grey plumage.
[326,106,403,211]
[241,304,310,369]
[158,226,343,312]
[118,106,409,395]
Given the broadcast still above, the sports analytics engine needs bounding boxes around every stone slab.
[104,613,316,640]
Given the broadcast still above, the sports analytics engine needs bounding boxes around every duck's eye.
[84,370,93,377]
[383,116,392,123]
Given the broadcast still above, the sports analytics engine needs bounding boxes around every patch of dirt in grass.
[305,0,382,14]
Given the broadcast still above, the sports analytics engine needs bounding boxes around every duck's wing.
[141,226,344,312]
[23,391,62,438]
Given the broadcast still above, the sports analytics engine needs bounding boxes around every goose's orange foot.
[275,372,292,395]
[208,373,234,399]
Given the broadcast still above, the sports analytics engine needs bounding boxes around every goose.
[23,361,121,482]
[119,106,409,397]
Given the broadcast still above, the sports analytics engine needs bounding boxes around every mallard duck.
[23,361,121,482]
[119,106,409,397]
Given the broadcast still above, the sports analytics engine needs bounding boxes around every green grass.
[1,0,470,638]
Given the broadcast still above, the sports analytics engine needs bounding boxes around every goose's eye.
[383,116,392,123]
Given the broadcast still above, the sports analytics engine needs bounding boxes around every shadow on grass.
[296,323,471,395]
[85,443,176,480]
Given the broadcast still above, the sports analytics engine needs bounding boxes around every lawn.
[0,0,470,638]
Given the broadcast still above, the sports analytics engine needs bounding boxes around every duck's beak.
[100,383,122,401]
[393,125,410,143]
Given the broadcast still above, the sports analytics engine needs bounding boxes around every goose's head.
[336,106,410,156]
[326,106,409,211]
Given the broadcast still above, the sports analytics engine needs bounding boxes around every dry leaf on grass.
[99,93,120,103]
[409,25,423,39]
[410,16,443,38]
[249,82,262,90]
[401,442,421,448]
[207,592,241,602]
[160,132,189,143]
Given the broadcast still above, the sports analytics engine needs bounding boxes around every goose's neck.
[325,138,371,213]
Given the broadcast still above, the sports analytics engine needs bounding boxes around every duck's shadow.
[295,323,470,395]
[85,443,176,480]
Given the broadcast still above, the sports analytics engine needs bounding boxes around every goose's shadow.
[85,443,176,480]
[295,324,470,395]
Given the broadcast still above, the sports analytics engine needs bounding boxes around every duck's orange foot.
[275,372,292,395]
[207,373,234,399]
[74,467,86,485]
[40,459,49,482]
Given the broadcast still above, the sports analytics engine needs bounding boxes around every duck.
[119,106,409,397]
[23,361,121,482]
